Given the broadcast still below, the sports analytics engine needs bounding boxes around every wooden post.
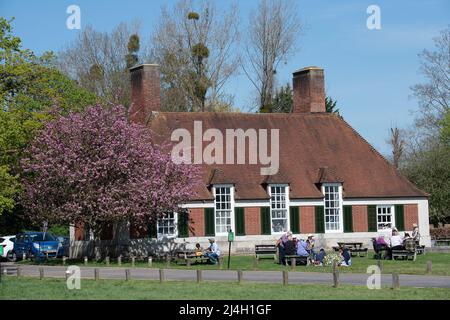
[282,270,288,286]
[290,258,296,271]
[46,252,49,260]
[125,269,130,281]
[22,252,26,261]
[426,261,432,274]
[118,255,122,266]
[131,256,135,268]
[159,269,165,283]
[237,270,243,284]
[17,266,21,278]
[253,256,258,270]
[84,256,88,266]
[333,270,339,288]
[39,267,44,280]
[392,273,400,289]
[196,269,202,283]
[62,256,67,266]
[148,256,152,268]
[94,268,99,281]
[105,256,110,266]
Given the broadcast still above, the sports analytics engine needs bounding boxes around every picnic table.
[174,250,211,265]
[333,242,368,257]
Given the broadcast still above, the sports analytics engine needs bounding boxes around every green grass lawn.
[1,276,449,300]
[16,252,450,276]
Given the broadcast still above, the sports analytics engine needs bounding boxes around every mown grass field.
[1,276,449,300]
[16,252,450,276]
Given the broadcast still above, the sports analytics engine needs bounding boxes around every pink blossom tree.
[21,105,199,239]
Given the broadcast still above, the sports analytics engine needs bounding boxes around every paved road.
[2,263,450,288]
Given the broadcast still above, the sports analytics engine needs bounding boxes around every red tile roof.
[148,112,428,201]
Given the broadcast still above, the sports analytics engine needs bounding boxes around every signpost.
[227,229,234,269]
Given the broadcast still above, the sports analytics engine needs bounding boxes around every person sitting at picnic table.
[194,243,203,256]
[388,229,404,259]
[204,238,221,264]
[275,230,292,265]
[313,248,326,266]
[284,234,297,257]
[339,246,352,266]
[412,223,420,244]
[296,239,310,257]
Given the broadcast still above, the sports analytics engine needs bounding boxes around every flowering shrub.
[430,227,450,239]
[322,252,342,266]
[21,105,200,235]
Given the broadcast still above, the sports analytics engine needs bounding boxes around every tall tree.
[401,26,450,226]
[242,0,302,112]
[21,105,199,240]
[386,127,405,169]
[0,18,98,218]
[148,0,239,112]
[410,26,449,135]
[58,22,141,109]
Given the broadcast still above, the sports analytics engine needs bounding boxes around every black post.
[227,241,231,269]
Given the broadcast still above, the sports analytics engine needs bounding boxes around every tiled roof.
[148,112,428,201]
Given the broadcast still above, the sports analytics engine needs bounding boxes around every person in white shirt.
[205,238,221,264]
[388,230,404,259]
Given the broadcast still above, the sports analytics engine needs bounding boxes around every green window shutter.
[260,207,271,235]
[148,221,157,238]
[204,208,215,236]
[315,206,325,233]
[395,205,405,231]
[235,207,245,236]
[289,207,300,233]
[343,205,353,233]
[368,205,377,232]
[177,211,189,238]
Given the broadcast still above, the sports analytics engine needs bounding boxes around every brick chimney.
[292,66,325,113]
[129,64,161,124]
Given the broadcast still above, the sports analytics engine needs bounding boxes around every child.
[195,243,203,256]
[339,247,352,266]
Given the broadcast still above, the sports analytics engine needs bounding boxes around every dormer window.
[322,183,343,233]
[269,185,289,234]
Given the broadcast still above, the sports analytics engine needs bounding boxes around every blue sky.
[1,0,449,155]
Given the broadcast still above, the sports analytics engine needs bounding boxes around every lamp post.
[227,229,234,269]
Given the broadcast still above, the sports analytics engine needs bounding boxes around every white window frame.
[376,205,395,231]
[213,185,235,236]
[157,212,178,239]
[322,183,343,233]
[268,184,290,235]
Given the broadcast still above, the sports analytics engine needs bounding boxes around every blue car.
[8,231,60,262]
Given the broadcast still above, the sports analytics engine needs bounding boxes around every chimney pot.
[292,66,325,113]
[129,64,161,124]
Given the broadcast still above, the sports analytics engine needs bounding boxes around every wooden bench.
[285,255,309,266]
[332,246,368,257]
[175,251,210,265]
[392,250,417,261]
[416,245,426,255]
[255,245,277,260]
[350,248,368,257]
